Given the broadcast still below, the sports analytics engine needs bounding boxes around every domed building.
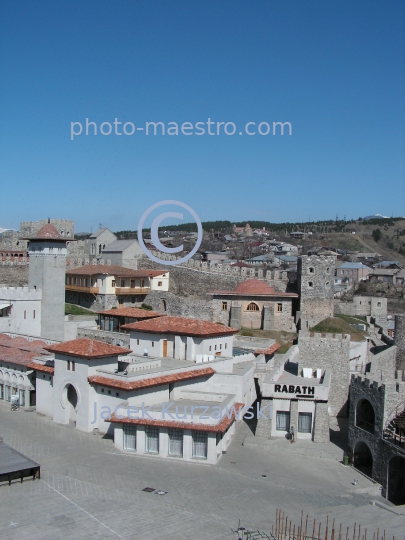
[208,278,298,332]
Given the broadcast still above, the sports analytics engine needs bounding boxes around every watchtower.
[26,220,68,341]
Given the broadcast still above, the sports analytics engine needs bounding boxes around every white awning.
[0,303,12,310]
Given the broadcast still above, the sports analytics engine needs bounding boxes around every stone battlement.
[350,374,383,391]
[0,286,42,300]
[299,330,350,342]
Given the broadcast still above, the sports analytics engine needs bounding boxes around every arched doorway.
[388,456,405,505]
[356,398,375,433]
[353,441,373,478]
[66,384,78,422]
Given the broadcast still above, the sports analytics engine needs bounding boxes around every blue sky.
[1,1,404,232]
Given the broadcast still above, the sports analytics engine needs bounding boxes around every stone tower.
[26,221,68,341]
[297,255,334,329]
[394,314,405,371]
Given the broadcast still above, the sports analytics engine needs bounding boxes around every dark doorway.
[353,441,373,478]
[388,456,405,505]
[356,399,375,433]
[67,384,78,422]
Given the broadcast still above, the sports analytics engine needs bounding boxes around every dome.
[36,223,60,239]
[233,279,276,295]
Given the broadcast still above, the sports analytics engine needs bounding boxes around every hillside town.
[1,216,405,536]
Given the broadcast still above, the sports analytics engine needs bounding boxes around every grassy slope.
[310,317,367,341]
[65,303,95,315]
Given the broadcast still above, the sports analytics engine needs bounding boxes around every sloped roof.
[121,316,238,337]
[0,334,50,367]
[44,338,131,359]
[98,307,164,318]
[88,367,215,391]
[209,279,298,298]
[66,265,166,278]
[36,223,60,239]
[101,239,140,252]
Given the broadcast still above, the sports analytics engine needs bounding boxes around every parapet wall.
[0,286,42,300]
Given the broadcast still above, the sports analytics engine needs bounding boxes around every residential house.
[88,228,117,258]
[66,265,169,310]
[101,239,144,269]
[335,262,370,284]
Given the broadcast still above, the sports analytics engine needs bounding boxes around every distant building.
[335,262,370,284]
[101,239,143,269]
[369,268,405,285]
[88,228,117,257]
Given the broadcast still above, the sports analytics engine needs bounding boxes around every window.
[140,279,145,287]
[137,339,140,345]
[246,302,259,311]
[151,342,154,347]
[158,281,163,287]
[67,360,70,370]
[192,431,208,459]
[33,310,36,319]
[276,411,290,431]
[168,429,183,457]
[326,267,330,273]
[24,310,26,319]
[377,302,381,307]
[298,413,312,433]
[309,267,314,273]
[209,346,212,351]
[222,301,228,311]
[74,277,77,285]
[325,282,330,288]
[215,345,217,350]
[116,392,119,397]
[308,282,313,288]
[225,343,227,349]
[72,361,75,372]
[121,279,125,287]
[108,389,111,395]
[101,388,105,393]
[277,303,282,312]
[111,280,116,287]
[119,297,124,304]
[123,424,137,451]
[145,426,159,453]
[131,280,135,288]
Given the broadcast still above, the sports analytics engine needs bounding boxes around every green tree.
[372,229,382,242]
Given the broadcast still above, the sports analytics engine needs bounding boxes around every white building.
[0,288,42,337]
[27,316,258,465]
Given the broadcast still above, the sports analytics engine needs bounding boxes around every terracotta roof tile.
[26,362,55,374]
[66,265,166,278]
[88,367,215,391]
[0,334,50,367]
[208,278,298,298]
[107,402,245,433]
[98,307,164,319]
[36,223,60,239]
[44,338,132,359]
[121,316,237,337]
[254,343,281,355]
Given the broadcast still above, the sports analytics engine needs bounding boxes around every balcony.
[66,284,99,294]
[114,287,149,295]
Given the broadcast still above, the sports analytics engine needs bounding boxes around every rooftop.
[0,334,50,367]
[121,316,238,337]
[101,239,140,252]
[66,265,166,278]
[209,278,298,297]
[88,367,215,391]
[98,307,164,319]
[45,338,132,359]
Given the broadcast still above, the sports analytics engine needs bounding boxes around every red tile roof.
[107,402,245,433]
[121,316,238,337]
[209,278,298,297]
[27,362,55,374]
[254,342,281,355]
[88,367,215,391]
[0,334,50,367]
[98,307,164,319]
[66,265,166,278]
[44,338,132,359]
[36,223,60,239]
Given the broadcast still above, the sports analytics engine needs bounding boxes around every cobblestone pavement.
[0,402,404,539]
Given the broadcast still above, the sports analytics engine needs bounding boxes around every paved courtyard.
[0,401,404,539]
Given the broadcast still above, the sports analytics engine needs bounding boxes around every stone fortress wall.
[298,330,351,417]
